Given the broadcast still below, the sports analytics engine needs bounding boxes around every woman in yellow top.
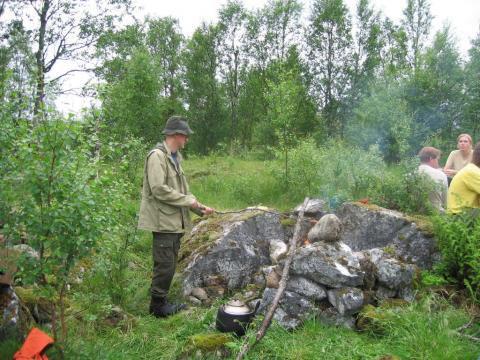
[447,142,480,213]
[444,133,473,178]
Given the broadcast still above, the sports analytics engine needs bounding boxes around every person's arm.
[441,174,448,210]
[147,151,196,207]
[464,168,480,195]
[444,151,457,177]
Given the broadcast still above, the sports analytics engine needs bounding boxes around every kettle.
[215,299,260,336]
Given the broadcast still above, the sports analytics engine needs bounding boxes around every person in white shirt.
[418,147,448,212]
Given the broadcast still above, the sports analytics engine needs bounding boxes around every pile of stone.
[182,201,437,330]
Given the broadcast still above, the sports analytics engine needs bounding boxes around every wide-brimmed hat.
[162,116,194,135]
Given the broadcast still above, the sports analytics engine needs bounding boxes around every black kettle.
[215,299,260,336]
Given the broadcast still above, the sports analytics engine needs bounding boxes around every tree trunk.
[33,0,50,122]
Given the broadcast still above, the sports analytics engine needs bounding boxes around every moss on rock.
[188,333,231,351]
[179,209,272,269]
[356,304,390,334]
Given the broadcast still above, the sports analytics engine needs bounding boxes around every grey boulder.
[286,276,327,301]
[291,242,364,288]
[336,202,439,269]
[307,214,342,243]
[327,287,364,315]
[182,211,285,296]
[258,288,318,330]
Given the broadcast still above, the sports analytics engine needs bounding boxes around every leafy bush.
[367,159,437,214]
[0,115,138,342]
[433,211,480,301]
[270,138,322,196]
[315,141,386,201]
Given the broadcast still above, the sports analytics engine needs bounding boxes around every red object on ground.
[358,198,369,204]
[13,327,54,360]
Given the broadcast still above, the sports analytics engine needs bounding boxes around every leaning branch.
[235,197,310,360]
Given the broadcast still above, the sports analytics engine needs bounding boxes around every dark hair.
[418,147,441,163]
[473,142,480,167]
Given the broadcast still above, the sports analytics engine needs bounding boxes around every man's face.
[174,133,189,149]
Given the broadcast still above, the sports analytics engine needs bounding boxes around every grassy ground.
[63,293,480,359]
[183,155,300,211]
[2,156,480,359]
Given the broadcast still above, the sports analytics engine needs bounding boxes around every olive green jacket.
[138,141,196,233]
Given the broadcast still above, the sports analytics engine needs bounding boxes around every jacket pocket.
[156,201,178,215]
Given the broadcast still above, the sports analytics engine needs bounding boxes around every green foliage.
[366,159,437,214]
[433,211,480,301]
[184,156,290,210]
[100,49,165,143]
[464,30,480,138]
[407,25,464,146]
[280,138,322,195]
[420,271,448,287]
[307,0,353,137]
[347,80,413,163]
[0,113,136,342]
[59,293,478,359]
[184,24,229,154]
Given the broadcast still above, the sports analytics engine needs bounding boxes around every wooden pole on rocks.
[235,197,310,360]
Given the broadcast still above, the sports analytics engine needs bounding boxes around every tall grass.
[61,294,478,359]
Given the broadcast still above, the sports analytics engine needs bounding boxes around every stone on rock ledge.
[376,258,418,290]
[294,198,328,219]
[191,287,209,301]
[258,288,318,330]
[269,239,288,264]
[286,276,327,301]
[327,287,364,316]
[291,242,364,288]
[307,214,342,243]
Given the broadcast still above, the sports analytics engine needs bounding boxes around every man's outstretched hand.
[191,199,215,215]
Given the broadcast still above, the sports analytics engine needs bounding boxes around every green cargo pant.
[151,232,182,298]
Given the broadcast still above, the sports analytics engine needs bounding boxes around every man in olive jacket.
[138,116,213,318]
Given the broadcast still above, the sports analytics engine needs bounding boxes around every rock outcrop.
[181,200,436,330]
[181,210,286,298]
[0,285,34,342]
[336,202,439,269]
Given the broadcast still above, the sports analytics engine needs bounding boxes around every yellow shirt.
[447,163,480,213]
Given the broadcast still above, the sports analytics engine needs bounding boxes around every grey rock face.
[0,286,33,342]
[263,265,281,289]
[269,239,288,264]
[308,214,342,243]
[258,288,318,330]
[294,198,328,219]
[376,258,418,290]
[182,211,284,296]
[398,287,416,302]
[336,203,439,269]
[327,287,364,315]
[286,276,327,301]
[318,307,356,329]
[191,287,209,301]
[375,286,397,300]
[291,242,364,288]
[12,244,40,260]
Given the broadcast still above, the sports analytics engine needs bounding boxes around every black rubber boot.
[149,296,187,318]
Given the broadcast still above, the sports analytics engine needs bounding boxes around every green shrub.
[433,211,480,301]
[367,159,437,214]
[0,115,139,343]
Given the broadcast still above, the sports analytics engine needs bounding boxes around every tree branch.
[47,68,94,84]
[235,197,310,360]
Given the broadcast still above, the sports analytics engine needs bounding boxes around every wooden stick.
[235,197,310,360]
